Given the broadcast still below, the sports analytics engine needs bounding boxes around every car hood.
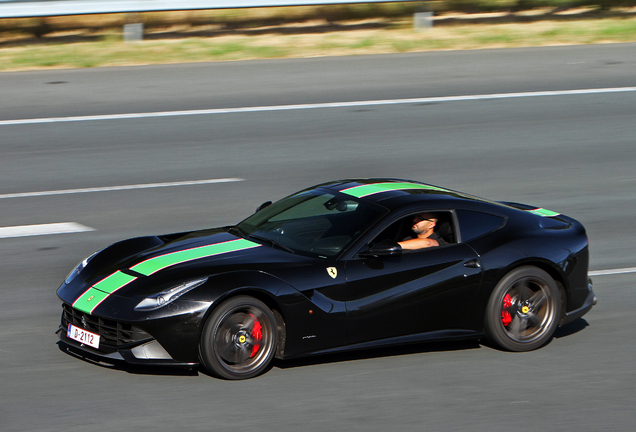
[76,228,295,298]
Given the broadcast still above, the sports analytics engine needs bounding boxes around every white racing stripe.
[1,87,635,126]
[0,178,244,199]
[0,222,94,239]
[589,267,636,276]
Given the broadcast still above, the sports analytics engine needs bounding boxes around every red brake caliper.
[249,314,262,357]
[501,294,513,327]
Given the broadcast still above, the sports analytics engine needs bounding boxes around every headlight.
[64,249,101,284]
[134,278,208,311]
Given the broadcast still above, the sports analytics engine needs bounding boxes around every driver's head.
[412,213,438,234]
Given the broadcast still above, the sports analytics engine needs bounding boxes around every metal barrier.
[0,0,424,19]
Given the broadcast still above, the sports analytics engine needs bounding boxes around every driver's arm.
[398,237,439,250]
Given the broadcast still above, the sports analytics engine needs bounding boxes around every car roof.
[313,178,513,214]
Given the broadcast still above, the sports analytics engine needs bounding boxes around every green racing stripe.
[526,208,561,217]
[130,238,261,276]
[72,271,137,314]
[339,182,448,198]
[72,288,111,315]
[92,270,138,294]
[72,239,260,314]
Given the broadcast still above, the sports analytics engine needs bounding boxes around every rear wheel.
[200,296,277,380]
[484,266,561,352]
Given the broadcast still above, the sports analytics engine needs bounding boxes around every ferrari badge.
[327,267,337,279]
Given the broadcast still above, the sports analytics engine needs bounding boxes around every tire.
[484,266,561,352]
[200,296,277,380]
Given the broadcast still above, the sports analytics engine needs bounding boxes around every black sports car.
[57,179,596,379]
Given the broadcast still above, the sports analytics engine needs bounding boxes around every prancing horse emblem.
[327,267,337,279]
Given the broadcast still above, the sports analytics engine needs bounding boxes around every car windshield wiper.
[249,234,296,254]
[228,226,247,238]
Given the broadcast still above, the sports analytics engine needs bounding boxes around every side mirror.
[255,201,272,213]
[358,240,402,258]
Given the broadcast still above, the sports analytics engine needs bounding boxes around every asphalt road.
[1,44,635,432]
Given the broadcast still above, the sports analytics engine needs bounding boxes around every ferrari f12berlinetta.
[57,179,596,379]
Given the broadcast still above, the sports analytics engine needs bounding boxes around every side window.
[372,210,456,246]
[455,210,506,242]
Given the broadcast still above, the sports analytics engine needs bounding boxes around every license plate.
[67,324,100,349]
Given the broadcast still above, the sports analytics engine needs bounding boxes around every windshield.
[235,189,387,257]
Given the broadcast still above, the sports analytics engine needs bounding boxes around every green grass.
[350,38,375,49]
[599,18,636,36]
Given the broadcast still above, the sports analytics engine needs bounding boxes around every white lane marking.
[589,267,636,276]
[0,222,94,239]
[1,87,635,126]
[0,178,244,199]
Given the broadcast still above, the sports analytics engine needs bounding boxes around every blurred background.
[1,0,636,67]
[1,1,635,431]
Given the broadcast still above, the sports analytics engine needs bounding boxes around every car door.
[344,242,483,346]
[282,258,349,354]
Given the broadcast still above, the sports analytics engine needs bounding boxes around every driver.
[398,213,446,250]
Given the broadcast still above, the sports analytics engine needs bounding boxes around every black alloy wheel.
[484,266,561,352]
[200,296,277,380]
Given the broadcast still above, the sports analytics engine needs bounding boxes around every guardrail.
[0,0,424,19]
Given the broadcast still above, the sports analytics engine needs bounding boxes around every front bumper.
[57,326,198,367]
[57,300,207,367]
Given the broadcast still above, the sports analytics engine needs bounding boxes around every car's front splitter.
[57,328,198,367]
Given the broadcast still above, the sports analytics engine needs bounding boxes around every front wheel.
[200,296,277,380]
[484,266,561,352]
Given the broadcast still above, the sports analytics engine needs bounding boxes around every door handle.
[464,259,481,269]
